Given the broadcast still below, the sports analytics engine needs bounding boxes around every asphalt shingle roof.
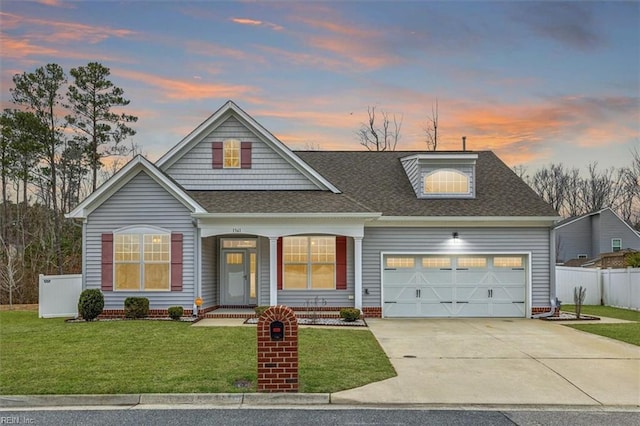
[187,150,558,217]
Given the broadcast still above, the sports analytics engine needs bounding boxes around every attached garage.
[382,254,528,318]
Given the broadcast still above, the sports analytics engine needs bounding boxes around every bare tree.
[529,163,568,213]
[579,162,625,214]
[424,99,439,151]
[0,236,24,308]
[357,106,402,151]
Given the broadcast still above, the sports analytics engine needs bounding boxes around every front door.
[221,247,257,305]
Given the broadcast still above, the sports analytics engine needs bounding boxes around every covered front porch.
[192,213,378,314]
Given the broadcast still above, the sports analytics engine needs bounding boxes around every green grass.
[561,304,640,321]
[566,323,640,346]
[0,312,395,395]
[561,305,639,346]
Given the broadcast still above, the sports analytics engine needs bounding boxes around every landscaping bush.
[254,306,270,317]
[124,297,149,319]
[168,306,184,320]
[340,308,361,322]
[77,289,104,321]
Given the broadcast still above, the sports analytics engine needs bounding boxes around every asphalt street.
[1,407,639,426]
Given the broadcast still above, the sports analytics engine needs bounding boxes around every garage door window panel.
[422,257,451,269]
[493,257,523,268]
[386,257,415,268]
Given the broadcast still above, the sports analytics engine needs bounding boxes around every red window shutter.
[241,142,252,169]
[171,233,183,291]
[212,142,223,169]
[277,237,283,290]
[101,233,113,291]
[336,236,347,290]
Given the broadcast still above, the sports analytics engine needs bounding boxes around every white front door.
[221,249,257,305]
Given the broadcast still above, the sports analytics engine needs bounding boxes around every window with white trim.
[612,238,622,252]
[114,231,170,291]
[424,169,470,195]
[283,236,335,289]
[223,139,240,168]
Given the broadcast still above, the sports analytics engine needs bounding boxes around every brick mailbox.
[257,305,298,392]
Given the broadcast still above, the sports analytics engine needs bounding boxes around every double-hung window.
[223,139,240,168]
[114,231,170,291]
[283,236,336,289]
[612,238,622,252]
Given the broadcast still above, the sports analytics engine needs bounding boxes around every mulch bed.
[543,311,600,321]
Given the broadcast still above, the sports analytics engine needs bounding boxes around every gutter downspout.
[532,297,560,318]
[533,226,559,319]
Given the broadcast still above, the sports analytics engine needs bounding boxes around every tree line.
[1,62,138,304]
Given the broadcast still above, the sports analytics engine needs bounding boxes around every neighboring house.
[67,101,560,318]
[554,207,640,265]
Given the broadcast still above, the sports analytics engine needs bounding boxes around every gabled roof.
[155,100,340,193]
[66,155,205,219]
[554,207,640,236]
[296,150,559,218]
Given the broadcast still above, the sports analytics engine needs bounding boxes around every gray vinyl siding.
[85,171,196,310]
[599,209,640,252]
[400,157,419,196]
[555,209,640,263]
[200,236,217,307]
[165,116,319,190]
[277,237,355,308]
[556,219,592,262]
[361,227,552,308]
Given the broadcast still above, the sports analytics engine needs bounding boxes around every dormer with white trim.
[401,152,478,199]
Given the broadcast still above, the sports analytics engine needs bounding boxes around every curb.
[0,393,331,408]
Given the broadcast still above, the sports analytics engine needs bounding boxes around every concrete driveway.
[331,318,640,407]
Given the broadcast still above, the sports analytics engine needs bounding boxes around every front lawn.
[0,311,395,395]
[561,304,640,322]
[561,305,639,346]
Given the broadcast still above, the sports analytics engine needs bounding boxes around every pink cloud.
[112,68,260,102]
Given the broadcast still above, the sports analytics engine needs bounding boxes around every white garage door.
[383,254,526,317]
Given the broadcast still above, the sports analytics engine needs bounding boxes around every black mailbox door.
[270,320,284,341]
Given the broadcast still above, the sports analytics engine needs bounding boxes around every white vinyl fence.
[38,274,82,318]
[556,267,640,310]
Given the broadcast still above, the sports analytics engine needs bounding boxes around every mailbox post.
[257,305,298,392]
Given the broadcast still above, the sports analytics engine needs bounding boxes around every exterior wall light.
[452,232,459,240]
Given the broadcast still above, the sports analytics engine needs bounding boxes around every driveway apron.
[331,318,640,406]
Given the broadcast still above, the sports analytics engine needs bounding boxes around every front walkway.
[332,318,640,406]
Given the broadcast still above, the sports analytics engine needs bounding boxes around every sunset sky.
[1,0,638,172]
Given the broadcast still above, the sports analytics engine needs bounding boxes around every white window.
[283,236,335,289]
[612,238,622,252]
[114,231,170,291]
[424,169,470,194]
[223,139,240,168]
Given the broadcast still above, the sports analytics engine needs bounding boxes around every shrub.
[254,306,270,317]
[124,297,149,319]
[625,252,640,267]
[77,289,104,321]
[340,308,361,322]
[168,306,184,320]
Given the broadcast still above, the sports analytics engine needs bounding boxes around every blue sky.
[1,0,638,172]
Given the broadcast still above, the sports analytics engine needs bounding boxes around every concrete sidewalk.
[331,318,640,407]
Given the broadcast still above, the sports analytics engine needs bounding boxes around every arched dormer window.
[424,169,470,195]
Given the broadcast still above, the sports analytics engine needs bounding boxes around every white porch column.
[354,236,363,310]
[269,237,278,306]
